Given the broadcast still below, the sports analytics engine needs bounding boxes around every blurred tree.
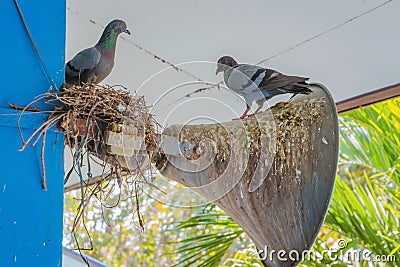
[64,183,202,266]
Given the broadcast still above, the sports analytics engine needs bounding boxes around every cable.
[13,0,58,90]
[120,36,203,82]
[173,0,395,105]
[68,8,205,82]
[256,0,394,65]
[67,0,394,103]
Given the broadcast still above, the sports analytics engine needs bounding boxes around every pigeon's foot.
[246,110,263,118]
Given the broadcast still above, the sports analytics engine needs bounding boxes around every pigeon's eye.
[118,21,124,28]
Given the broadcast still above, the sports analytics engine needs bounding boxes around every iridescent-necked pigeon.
[65,19,130,85]
[216,56,312,119]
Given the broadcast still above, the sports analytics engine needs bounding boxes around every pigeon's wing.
[258,73,309,91]
[65,47,101,84]
[225,64,266,91]
[68,47,101,72]
[225,64,311,103]
[226,64,282,93]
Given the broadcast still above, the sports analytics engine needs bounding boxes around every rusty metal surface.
[157,83,338,267]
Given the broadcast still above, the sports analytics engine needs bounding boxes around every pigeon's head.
[216,56,238,75]
[106,19,131,36]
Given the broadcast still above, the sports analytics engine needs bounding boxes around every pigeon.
[216,56,312,119]
[65,19,131,85]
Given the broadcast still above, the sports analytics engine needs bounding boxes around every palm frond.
[339,97,400,185]
[170,208,245,267]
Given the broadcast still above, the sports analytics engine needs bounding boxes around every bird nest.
[55,83,158,157]
[19,83,158,178]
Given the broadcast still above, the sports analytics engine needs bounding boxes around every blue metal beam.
[0,1,65,110]
[0,108,51,130]
[0,0,65,266]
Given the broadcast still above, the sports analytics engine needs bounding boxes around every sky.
[65,0,400,125]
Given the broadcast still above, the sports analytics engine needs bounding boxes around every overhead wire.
[164,0,395,103]
[14,0,58,90]
[67,7,205,82]
[68,0,394,105]
[255,0,394,65]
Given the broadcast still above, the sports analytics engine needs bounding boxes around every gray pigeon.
[65,19,130,85]
[216,56,312,119]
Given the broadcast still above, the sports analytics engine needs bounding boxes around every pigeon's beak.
[125,29,131,35]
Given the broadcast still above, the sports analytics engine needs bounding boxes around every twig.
[17,94,48,146]
[8,103,41,112]
[41,131,47,190]
[31,114,64,147]
[134,181,144,231]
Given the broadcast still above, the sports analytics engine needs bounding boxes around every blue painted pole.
[0,1,65,266]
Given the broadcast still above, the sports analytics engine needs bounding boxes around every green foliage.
[325,174,400,255]
[169,205,250,267]
[339,98,400,185]
[63,184,198,266]
[319,97,400,265]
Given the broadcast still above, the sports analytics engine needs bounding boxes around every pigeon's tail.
[283,83,313,96]
[261,82,313,100]
[65,61,80,85]
[285,84,313,100]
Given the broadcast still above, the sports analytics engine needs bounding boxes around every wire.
[67,0,394,104]
[68,8,205,82]
[256,0,394,65]
[183,0,396,101]
[120,36,204,82]
[13,0,58,90]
